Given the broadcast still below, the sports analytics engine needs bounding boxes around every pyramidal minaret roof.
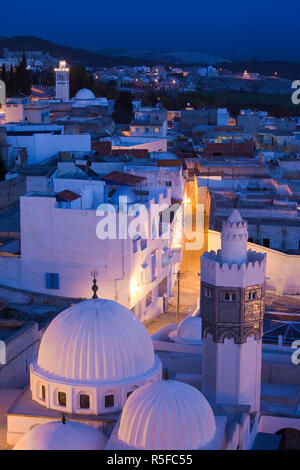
[226,209,244,225]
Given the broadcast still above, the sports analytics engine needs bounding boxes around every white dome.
[74,88,96,101]
[13,421,107,450]
[36,299,155,382]
[111,187,137,205]
[169,316,202,344]
[118,380,216,450]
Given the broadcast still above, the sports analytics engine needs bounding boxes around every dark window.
[225,292,230,301]
[205,288,211,298]
[45,273,60,289]
[141,239,147,251]
[232,293,236,301]
[133,238,138,253]
[41,385,46,401]
[105,394,114,408]
[165,181,172,187]
[58,391,66,406]
[263,238,270,248]
[79,394,90,409]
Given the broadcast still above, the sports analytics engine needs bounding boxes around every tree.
[0,155,6,181]
[15,52,31,96]
[7,64,16,96]
[1,63,7,85]
[69,65,93,97]
[113,91,133,124]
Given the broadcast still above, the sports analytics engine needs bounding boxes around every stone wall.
[0,176,26,211]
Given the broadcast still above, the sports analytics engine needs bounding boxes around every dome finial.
[90,269,99,299]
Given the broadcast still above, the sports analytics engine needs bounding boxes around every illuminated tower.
[0,80,5,106]
[55,60,69,101]
[201,209,266,413]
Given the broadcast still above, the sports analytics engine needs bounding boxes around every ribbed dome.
[13,421,107,450]
[37,299,155,382]
[169,316,202,344]
[118,380,216,450]
[74,88,96,101]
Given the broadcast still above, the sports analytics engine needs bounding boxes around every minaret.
[54,60,69,101]
[201,209,266,414]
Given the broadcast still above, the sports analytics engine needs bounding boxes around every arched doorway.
[276,428,300,450]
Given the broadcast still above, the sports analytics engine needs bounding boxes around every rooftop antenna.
[90,269,99,299]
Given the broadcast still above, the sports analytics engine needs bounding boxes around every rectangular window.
[41,385,46,401]
[79,394,90,409]
[146,291,152,307]
[151,251,157,281]
[165,181,172,187]
[205,288,211,298]
[58,391,66,406]
[263,238,270,248]
[141,239,147,251]
[45,273,60,289]
[162,248,169,267]
[105,394,114,408]
[133,238,138,253]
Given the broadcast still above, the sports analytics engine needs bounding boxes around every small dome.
[74,88,96,101]
[169,316,202,344]
[13,421,107,450]
[110,187,137,205]
[118,380,216,450]
[36,299,155,382]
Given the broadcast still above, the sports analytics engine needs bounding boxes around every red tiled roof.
[92,141,112,155]
[111,149,150,159]
[56,189,81,202]
[203,139,255,157]
[102,171,146,186]
[156,160,183,167]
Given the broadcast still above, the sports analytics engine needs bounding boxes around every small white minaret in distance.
[54,60,69,101]
[201,209,266,414]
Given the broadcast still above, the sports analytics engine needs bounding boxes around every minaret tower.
[201,209,266,413]
[54,60,69,101]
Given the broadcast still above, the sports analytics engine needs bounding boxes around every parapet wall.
[201,249,266,288]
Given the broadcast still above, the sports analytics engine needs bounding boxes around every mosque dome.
[13,420,107,450]
[30,299,162,414]
[37,299,155,382]
[74,88,96,101]
[118,380,216,450]
[169,316,202,345]
[110,187,137,205]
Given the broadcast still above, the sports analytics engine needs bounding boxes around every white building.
[130,105,168,139]
[2,124,91,164]
[217,108,230,127]
[0,173,183,321]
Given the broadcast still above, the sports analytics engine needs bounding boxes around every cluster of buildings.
[0,59,299,450]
